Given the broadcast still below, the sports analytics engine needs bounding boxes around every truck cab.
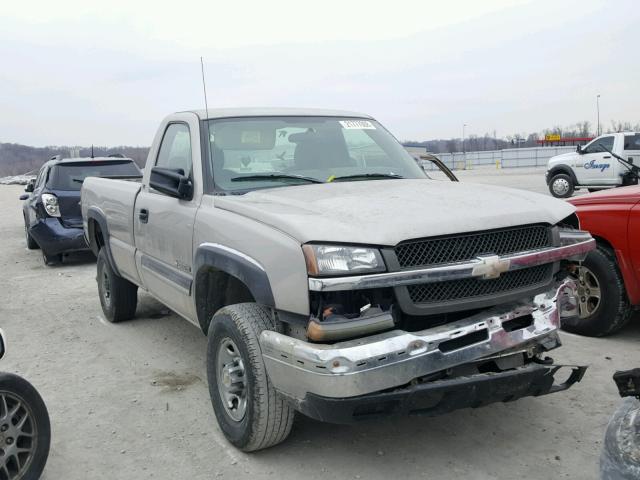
[546,132,640,198]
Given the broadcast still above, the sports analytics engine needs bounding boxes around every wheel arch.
[193,244,275,334]
[86,207,121,276]
[548,165,578,186]
[592,235,637,305]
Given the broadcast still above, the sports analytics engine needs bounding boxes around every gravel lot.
[1,169,638,479]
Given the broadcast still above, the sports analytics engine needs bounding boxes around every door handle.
[139,209,149,223]
[603,155,611,159]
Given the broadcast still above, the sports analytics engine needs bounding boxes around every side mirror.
[576,145,583,154]
[149,167,193,200]
[25,181,35,192]
[19,194,29,200]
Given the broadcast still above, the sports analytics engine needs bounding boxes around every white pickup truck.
[546,132,640,198]
[81,108,594,451]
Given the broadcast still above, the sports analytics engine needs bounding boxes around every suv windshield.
[47,160,141,191]
[207,116,426,193]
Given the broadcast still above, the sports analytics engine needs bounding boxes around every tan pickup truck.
[81,108,594,451]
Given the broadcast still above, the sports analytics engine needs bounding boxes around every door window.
[156,124,192,176]
[584,136,614,154]
[624,134,640,151]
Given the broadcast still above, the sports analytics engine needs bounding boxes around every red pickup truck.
[566,187,640,336]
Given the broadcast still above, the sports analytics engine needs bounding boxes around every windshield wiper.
[230,174,323,184]
[330,173,404,182]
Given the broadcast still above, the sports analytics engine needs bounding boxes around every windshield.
[47,160,142,191]
[207,116,426,193]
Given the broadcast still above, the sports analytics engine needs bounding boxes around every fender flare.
[85,207,121,276]
[193,243,275,308]
[547,165,578,186]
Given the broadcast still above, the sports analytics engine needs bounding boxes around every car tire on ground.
[24,221,38,250]
[562,247,632,337]
[41,251,62,266]
[207,303,294,452]
[548,173,575,198]
[0,372,51,480]
[96,249,138,322]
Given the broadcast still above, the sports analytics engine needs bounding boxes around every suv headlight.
[41,193,61,217]
[302,244,386,276]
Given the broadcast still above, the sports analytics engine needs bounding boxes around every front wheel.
[0,372,51,480]
[207,303,294,451]
[548,173,575,198]
[562,247,632,336]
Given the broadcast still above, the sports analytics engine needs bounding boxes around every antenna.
[91,144,94,158]
[200,57,215,189]
[200,57,210,120]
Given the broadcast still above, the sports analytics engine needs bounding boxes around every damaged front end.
[261,225,593,422]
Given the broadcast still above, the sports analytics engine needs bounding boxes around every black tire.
[96,249,137,322]
[24,221,38,250]
[548,173,575,198]
[207,303,294,452]
[41,251,62,266]
[0,372,51,480]
[562,247,632,337]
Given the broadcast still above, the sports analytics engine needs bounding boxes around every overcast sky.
[1,0,638,146]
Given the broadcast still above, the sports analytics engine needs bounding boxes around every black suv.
[20,155,141,265]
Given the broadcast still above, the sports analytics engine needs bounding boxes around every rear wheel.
[41,251,62,266]
[562,247,632,336]
[0,372,51,480]
[24,221,38,250]
[207,303,294,451]
[97,249,137,322]
[548,173,574,198]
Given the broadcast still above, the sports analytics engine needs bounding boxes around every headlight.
[41,193,60,217]
[302,244,386,276]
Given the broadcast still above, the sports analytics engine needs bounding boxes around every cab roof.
[183,107,373,121]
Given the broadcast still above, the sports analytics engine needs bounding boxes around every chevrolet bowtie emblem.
[471,255,511,279]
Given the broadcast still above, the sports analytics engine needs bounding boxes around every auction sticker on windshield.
[339,120,376,129]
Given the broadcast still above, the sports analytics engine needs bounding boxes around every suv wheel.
[207,303,294,451]
[24,221,38,250]
[42,251,62,266]
[96,249,138,322]
[562,247,632,336]
[549,173,575,198]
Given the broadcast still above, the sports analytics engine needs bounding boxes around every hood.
[548,151,577,165]
[569,185,640,207]
[214,179,575,245]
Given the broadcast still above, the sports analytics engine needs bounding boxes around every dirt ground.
[1,173,639,479]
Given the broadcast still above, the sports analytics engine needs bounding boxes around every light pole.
[462,123,467,154]
[596,94,601,136]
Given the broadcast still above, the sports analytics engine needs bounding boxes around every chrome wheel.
[0,392,37,479]
[573,265,601,318]
[552,177,570,196]
[101,271,112,309]
[216,338,247,422]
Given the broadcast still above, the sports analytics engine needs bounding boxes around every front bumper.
[29,218,88,255]
[260,280,577,401]
[299,363,587,424]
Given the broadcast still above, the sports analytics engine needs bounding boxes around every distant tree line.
[404,120,640,154]
[0,143,149,177]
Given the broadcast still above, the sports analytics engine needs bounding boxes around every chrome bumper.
[260,280,576,401]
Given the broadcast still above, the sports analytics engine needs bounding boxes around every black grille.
[407,265,552,304]
[395,224,552,269]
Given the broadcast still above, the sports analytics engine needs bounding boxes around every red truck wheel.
[562,248,632,336]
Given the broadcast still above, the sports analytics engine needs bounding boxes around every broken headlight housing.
[302,244,386,276]
[41,193,60,217]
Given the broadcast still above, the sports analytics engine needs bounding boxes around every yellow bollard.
[496,159,500,169]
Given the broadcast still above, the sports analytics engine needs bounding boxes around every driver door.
[134,121,199,320]
[578,135,616,184]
